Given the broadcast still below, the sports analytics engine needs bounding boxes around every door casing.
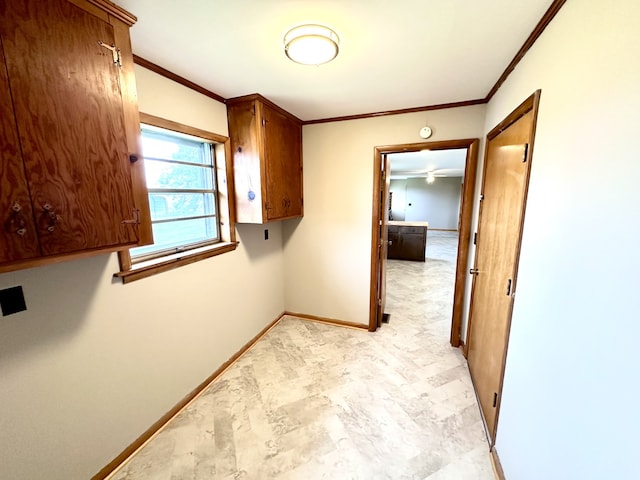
[369,138,480,344]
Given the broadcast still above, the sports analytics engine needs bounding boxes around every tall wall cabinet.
[227,94,303,223]
[0,0,152,274]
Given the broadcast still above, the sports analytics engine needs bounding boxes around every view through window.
[131,125,220,262]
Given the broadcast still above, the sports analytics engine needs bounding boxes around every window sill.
[114,241,239,284]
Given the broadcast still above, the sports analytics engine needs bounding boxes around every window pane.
[132,217,218,257]
[132,124,221,263]
[149,193,216,221]
[145,160,213,190]
[141,130,210,165]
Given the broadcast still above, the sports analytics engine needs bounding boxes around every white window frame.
[131,124,221,262]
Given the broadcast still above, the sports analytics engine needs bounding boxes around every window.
[131,125,220,262]
[116,113,237,283]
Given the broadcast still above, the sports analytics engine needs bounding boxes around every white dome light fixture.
[284,24,339,66]
[426,172,436,184]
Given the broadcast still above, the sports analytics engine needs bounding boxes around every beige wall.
[0,67,285,480]
[485,1,640,478]
[283,106,486,325]
[404,176,462,228]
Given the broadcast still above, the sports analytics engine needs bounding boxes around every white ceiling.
[388,149,467,179]
[115,0,554,122]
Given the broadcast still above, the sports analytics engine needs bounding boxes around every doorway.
[369,139,479,347]
[466,91,541,444]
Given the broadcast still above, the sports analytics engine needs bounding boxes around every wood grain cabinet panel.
[387,224,428,262]
[0,0,151,273]
[227,94,303,223]
[0,39,40,263]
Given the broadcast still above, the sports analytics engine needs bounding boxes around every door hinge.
[98,41,122,68]
[473,232,477,245]
[480,194,485,201]
[121,208,140,225]
[378,298,383,306]
[262,118,266,127]
[522,143,529,162]
[493,392,498,407]
[506,278,513,296]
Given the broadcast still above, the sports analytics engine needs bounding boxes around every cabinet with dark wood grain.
[0,0,152,273]
[387,223,428,262]
[227,94,303,223]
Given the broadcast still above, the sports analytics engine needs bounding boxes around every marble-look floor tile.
[109,231,493,479]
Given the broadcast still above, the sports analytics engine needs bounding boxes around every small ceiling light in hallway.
[284,24,339,65]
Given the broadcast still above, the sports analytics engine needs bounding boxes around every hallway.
[109,232,493,479]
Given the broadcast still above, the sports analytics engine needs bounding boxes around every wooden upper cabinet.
[227,94,303,223]
[0,39,40,263]
[0,0,152,273]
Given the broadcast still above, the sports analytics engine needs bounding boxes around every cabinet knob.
[9,201,28,236]
[42,203,59,232]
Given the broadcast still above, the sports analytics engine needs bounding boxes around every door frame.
[368,138,480,345]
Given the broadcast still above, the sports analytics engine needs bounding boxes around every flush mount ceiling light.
[284,24,339,66]
[426,172,436,184]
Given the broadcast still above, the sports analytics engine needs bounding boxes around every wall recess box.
[0,286,27,316]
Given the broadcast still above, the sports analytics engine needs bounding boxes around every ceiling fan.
[427,168,461,177]
[392,167,463,181]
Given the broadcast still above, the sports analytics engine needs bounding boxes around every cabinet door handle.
[42,203,59,232]
[9,201,27,236]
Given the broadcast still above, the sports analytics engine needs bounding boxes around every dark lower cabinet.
[387,224,428,262]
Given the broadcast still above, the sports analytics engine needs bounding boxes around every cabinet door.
[400,233,426,262]
[387,228,400,259]
[0,38,40,263]
[1,0,138,256]
[228,101,264,223]
[263,104,302,221]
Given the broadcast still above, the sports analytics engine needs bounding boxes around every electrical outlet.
[0,286,27,316]
[264,229,269,240]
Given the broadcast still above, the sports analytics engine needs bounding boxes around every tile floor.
[109,231,494,479]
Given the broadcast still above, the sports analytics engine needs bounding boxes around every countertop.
[388,221,429,227]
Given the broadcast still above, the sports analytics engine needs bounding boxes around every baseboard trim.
[428,228,459,232]
[491,446,506,480]
[92,312,285,480]
[285,311,369,331]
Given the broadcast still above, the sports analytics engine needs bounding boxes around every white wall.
[404,176,462,229]
[389,179,407,221]
[484,1,640,478]
[0,67,286,480]
[283,106,486,325]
